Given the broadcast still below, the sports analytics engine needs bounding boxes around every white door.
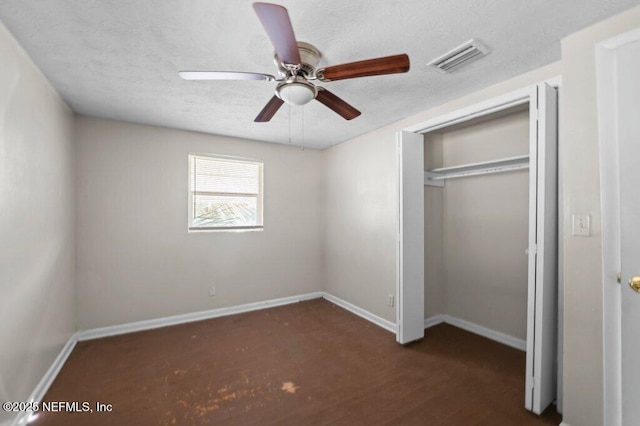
[617,38,640,426]
[598,30,640,425]
[525,83,558,414]
[396,130,424,344]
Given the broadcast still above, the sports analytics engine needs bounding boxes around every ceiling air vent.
[427,39,489,73]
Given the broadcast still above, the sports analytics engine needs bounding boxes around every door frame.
[396,76,561,408]
[596,27,640,426]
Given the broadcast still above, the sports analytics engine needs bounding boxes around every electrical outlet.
[388,294,394,307]
[209,285,216,296]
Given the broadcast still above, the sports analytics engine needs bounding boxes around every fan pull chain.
[300,106,305,151]
[287,102,292,144]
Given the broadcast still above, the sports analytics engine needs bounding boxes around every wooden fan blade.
[253,3,301,65]
[254,96,284,122]
[317,54,410,82]
[179,71,275,81]
[315,88,361,120]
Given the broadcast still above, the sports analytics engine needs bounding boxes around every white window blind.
[189,155,263,230]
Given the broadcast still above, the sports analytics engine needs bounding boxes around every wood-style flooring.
[32,298,561,425]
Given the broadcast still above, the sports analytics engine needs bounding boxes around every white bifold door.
[524,83,558,414]
[396,130,425,345]
[397,82,559,415]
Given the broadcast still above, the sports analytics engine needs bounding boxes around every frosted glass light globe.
[276,78,317,106]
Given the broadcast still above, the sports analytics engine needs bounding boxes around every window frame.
[188,153,264,232]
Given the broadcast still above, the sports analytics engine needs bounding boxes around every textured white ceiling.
[0,0,638,149]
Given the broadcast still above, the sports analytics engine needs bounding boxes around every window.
[188,154,263,231]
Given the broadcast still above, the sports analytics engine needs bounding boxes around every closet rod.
[424,154,530,186]
[429,162,529,180]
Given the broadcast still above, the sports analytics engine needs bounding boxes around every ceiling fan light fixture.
[276,77,317,106]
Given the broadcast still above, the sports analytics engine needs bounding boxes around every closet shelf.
[424,154,529,186]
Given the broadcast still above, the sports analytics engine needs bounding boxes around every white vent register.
[427,39,489,73]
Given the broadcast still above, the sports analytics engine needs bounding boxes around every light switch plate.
[572,214,591,237]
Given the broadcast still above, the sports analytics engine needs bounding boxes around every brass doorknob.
[630,276,640,293]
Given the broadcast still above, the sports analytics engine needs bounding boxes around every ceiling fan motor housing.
[273,42,322,106]
[274,41,322,78]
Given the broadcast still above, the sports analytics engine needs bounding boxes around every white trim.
[546,75,563,89]
[600,27,640,49]
[424,314,526,351]
[27,338,77,402]
[322,293,397,334]
[423,314,445,328]
[559,422,572,426]
[77,292,398,342]
[403,76,561,135]
[395,137,402,336]
[77,292,324,341]
[404,87,531,134]
[12,337,78,426]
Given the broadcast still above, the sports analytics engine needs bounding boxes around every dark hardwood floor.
[32,298,561,425]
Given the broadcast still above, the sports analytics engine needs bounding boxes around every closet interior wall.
[424,108,531,341]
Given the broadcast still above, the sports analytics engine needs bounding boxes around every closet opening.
[396,82,559,415]
[423,104,530,355]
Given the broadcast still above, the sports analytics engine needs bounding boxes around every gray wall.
[0,22,75,424]
[75,117,324,329]
[323,132,398,321]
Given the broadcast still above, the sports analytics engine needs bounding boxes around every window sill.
[188,226,264,233]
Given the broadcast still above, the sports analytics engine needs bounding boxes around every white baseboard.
[424,314,526,351]
[559,422,571,426]
[322,293,397,334]
[76,291,324,341]
[12,336,78,426]
[423,314,445,328]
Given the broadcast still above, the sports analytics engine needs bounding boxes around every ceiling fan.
[179,2,410,122]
